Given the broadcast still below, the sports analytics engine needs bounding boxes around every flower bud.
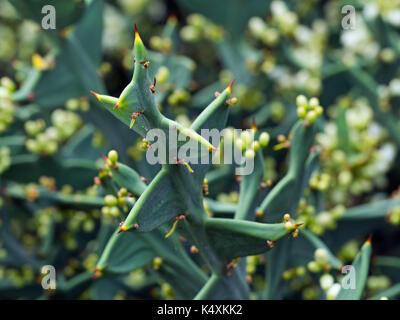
[109,206,120,217]
[296,95,308,108]
[326,283,341,300]
[320,273,334,291]
[108,150,118,164]
[306,110,318,123]
[314,248,329,266]
[259,132,270,148]
[307,261,321,273]
[309,97,319,108]
[104,195,118,207]
[297,106,307,119]
[245,149,255,160]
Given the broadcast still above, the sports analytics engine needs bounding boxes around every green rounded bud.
[149,36,163,50]
[284,221,293,231]
[153,257,163,270]
[307,261,321,273]
[44,141,58,155]
[235,138,244,151]
[118,188,128,197]
[338,170,353,186]
[309,97,319,108]
[109,206,120,217]
[108,150,118,164]
[259,132,270,148]
[245,149,255,160]
[180,25,201,42]
[241,130,253,147]
[66,99,80,111]
[306,110,318,123]
[252,141,260,152]
[296,266,306,277]
[296,95,308,108]
[104,195,118,207]
[1,77,16,92]
[315,105,323,116]
[297,106,307,119]
[314,248,330,266]
[320,273,334,291]
[155,66,169,84]
[101,206,111,216]
[282,269,293,280]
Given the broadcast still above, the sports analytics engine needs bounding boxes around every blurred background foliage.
[0,0,400,300]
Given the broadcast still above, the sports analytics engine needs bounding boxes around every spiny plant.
[90,26,309,299]
[1,0,400,301]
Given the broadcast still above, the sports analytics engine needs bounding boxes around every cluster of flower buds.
[231,124,270,160]
[307,248,331,273]
[309,172,331,191]
[248,17,279,46]
[150,36,172,53]
[25,109,82,155]
[101,187,131,218]
[296,95,323,125]
[180,14,225,43]
[226,258,241,276]
[167,89,190,106]
[65,97,90,112]
[283,213,302,237]
[282,266,306,280]
[319,273,341,300]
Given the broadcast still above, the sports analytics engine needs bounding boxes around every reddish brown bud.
[28,92,35,102]
[256,210,264,218]
[140,176,147,183]
[94,176,101,186]
[150,77,156,93]
[140,60,149,68]
[175,214,186,221]
[260,181,267,189]
[131,111,142,119]
[190,245,199,254]
[277,134,285,143]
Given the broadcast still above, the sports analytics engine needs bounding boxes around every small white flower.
[327,283,341,300]
[384,9,400,27]
[320,273,334,291]
[270,1,287,16]
[389,78,400,95]
[363,3,379,20]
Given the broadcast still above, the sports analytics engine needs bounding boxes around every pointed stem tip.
[227,78,236,93]
[134,23,142,43]
[367,234,373,244]
[90,90,101,102]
